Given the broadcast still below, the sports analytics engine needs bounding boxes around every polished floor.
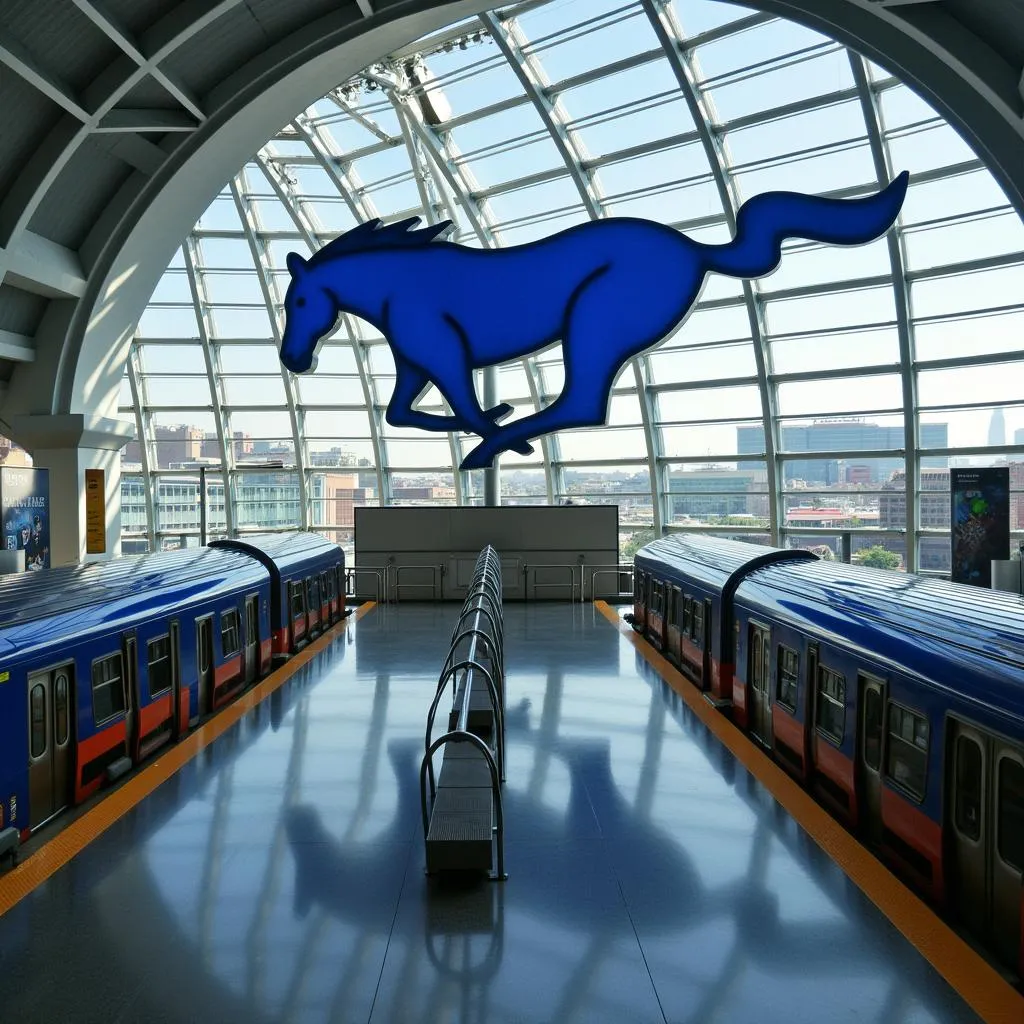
[0,603,980,1023]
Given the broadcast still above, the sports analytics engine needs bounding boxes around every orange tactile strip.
[0,602,376,919]
[594,600,1023,1024]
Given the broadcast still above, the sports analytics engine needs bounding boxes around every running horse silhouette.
[279,172,908,469]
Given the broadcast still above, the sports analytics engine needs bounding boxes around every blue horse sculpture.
[279,173,908,469]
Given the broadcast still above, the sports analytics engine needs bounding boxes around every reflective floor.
[0,603,978,1023]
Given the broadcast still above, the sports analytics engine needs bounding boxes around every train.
[0,531,345,863]
[630,533,1024,980]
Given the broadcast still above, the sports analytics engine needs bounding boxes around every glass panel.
[777,647,798,710]
[885,704,928,800]
[148,636,173,696]
[863,685,882,772]
[955,736,983,841]
[54,674,69,746]
[997,757,1024,873]
[815,666,846,743]
[30,684,46,758]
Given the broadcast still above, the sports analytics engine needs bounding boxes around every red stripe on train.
[881,785,944,900]
[178,685,191,733]
[214,655,242,687]
[273,627,289,655]
[771,704,806,778]
[813,735,856,823]
[76,719,127,801]
[139,692,173,736]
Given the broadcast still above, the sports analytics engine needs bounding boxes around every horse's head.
[279,251,337,374]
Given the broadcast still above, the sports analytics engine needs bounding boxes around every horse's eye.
[295,297,306,307]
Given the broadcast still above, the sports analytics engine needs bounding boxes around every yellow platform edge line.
[0,601,377,919]
[594,600,1022,1024]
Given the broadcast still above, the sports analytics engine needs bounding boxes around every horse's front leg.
[390,313,531,452]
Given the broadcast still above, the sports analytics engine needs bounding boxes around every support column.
[482,365,500,506]
[3,413,134,565]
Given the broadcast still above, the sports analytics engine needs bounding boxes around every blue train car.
[0,546,271,843]
[633,535,813,706]
[634,534,1024,978]
[212,532,345,659]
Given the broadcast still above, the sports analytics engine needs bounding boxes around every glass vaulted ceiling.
[120,0,1024,571]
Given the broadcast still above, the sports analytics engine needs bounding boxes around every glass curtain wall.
[119,0,1024,570]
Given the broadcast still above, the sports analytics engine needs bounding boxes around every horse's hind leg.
[462,268,654,469]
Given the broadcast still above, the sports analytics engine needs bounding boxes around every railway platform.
[0,601,1016,1023]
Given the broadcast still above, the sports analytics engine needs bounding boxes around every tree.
[622,529,655,561]
[854,544,901,570]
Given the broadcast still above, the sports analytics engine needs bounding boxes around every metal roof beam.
[643,0,782,546]
[0,35,88,120]
[0,232,86,298]
[0,331,35,363]
[850,52,919,572]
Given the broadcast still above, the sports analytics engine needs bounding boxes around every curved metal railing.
[420,545,507,880]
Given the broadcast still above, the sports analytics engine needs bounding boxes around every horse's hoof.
[460,445,495,470]
[483,403,514,421]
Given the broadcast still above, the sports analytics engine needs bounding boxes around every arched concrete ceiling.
[0,0,1021,442]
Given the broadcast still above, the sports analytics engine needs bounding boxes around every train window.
[221,610,241,657]
[815,666,846,744]
[862,684,882,771]
[291,584,305,619]
[54,673,69,746]
[30,684,46,757]
[692,602,703,645]
[91,653,126,724]
[683,597,692,634]
[997,757,1024,873]
[777,647,798,711]
[148,636,172,696]
[309,578,320,609]
[954,737,983,841]
[885,704,928,801]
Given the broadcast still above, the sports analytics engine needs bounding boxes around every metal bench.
[420,546,507,881]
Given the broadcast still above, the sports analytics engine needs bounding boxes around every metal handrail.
[583,563,635,603]
[345,566,384,604]
[523,563,579,602]
[392,563,442,602]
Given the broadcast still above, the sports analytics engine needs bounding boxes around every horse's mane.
[308,216,454,266]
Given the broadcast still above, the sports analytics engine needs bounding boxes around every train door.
[747,623,772,746]
[701,598,713,692]
[170,620,182,739]
[321,571,331,623]
[196,616,214,715]
[948,720,1024,972]
[27,664,74,829]
[123,633,139,761]
[856,673,886,844]
[805,642,819,768]
[667,586,681,665]
[244,595,259,684]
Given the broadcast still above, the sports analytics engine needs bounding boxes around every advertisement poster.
[1,467,50,571]
[951,467,1009,588]
[85,468,106,554]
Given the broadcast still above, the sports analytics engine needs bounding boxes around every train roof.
[738,558,1024,717]
[0,545,266,656]
[211,531,340,574]
[635,534,816,590]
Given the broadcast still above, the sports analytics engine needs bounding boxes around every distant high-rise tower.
[988,408,1006,447]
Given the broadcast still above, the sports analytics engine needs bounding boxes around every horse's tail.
[696,171,908,279]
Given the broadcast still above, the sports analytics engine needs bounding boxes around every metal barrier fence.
[420,545,507,880]
[522,563,579,602]
[581,563,635,603]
